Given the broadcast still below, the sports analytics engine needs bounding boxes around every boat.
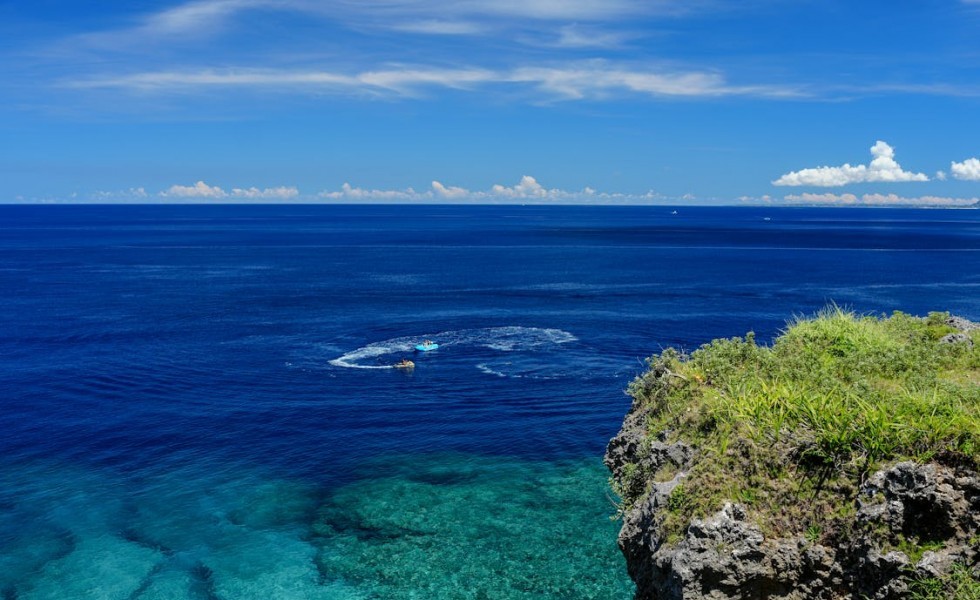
[414,340,439,352]
[394,359,415,370]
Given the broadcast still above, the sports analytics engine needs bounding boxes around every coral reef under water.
[1,454,630,599]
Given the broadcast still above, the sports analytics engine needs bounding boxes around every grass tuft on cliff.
[619,308,979,544]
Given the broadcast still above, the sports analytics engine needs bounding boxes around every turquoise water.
[2,205,978,598]
[0,455,629,599]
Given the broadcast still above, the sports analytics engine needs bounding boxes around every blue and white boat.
[415,340,439,352]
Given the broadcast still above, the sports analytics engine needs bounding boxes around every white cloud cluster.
[951,157,980,181]
[231,186,299,199]
[91,187,149,200]
[160,181,299,199]
[490,175,562,198]
[318,176,669,204]
[431,181,469,199]
[782,193,978,207]
[162,180,228,198]
[773,141,929,187]
[319,182,420,201]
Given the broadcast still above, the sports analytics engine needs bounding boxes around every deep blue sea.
[1,205,978,599]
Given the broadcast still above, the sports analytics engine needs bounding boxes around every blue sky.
[2,0,980,204]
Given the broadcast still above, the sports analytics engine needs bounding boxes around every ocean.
[1,205,978,599]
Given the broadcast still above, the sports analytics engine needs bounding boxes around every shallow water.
[1,205,978,598]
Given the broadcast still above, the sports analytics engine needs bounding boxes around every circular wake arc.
[328,326,577,370]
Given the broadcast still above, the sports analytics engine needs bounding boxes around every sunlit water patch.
[0,455,630,599]
[314,453,632,599]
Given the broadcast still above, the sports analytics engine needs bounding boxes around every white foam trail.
[329,340,417,369]
[476,364,508,378]
[330,326,577,369]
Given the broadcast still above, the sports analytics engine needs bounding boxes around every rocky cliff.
[606,312,979,599]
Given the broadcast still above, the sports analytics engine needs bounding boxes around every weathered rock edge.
[605,316,979,600]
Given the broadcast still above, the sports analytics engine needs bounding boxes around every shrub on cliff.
[617,307,979,549]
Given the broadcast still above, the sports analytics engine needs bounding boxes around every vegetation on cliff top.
[616,308,979,549]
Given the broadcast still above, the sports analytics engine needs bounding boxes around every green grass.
[618,307,979,544]
[909,564,980,600]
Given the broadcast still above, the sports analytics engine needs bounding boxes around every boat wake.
[329,327,577,370]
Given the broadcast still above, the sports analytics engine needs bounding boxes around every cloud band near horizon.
[62,174,980,207]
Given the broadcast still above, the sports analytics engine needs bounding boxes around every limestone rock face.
[663,503,836,600]
[607,445,979,600]
[852,461,980,594]
[940,332,973,346]
[946,316,979,332]
[940,316,977,346]
[605,335,979,600]
[857,462,979,545]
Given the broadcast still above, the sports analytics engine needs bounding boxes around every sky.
[2,0,980,205]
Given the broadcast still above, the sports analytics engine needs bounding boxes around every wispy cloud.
[388,20,486,36]
[839,82,980,99]
[359,67,497,94]
[69,0,284,49]
[508,63,800,99]
[70,70,357,92]
[553,25,632,49]
[951,157,980,181]
[144,0,680,32]
[66,62,800,100]
[141,0,275,36]
[781,193,978,207]
[70,0,688,49]
[441,0,651,20]
[38,0,980,111]
[773,141,929,187]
